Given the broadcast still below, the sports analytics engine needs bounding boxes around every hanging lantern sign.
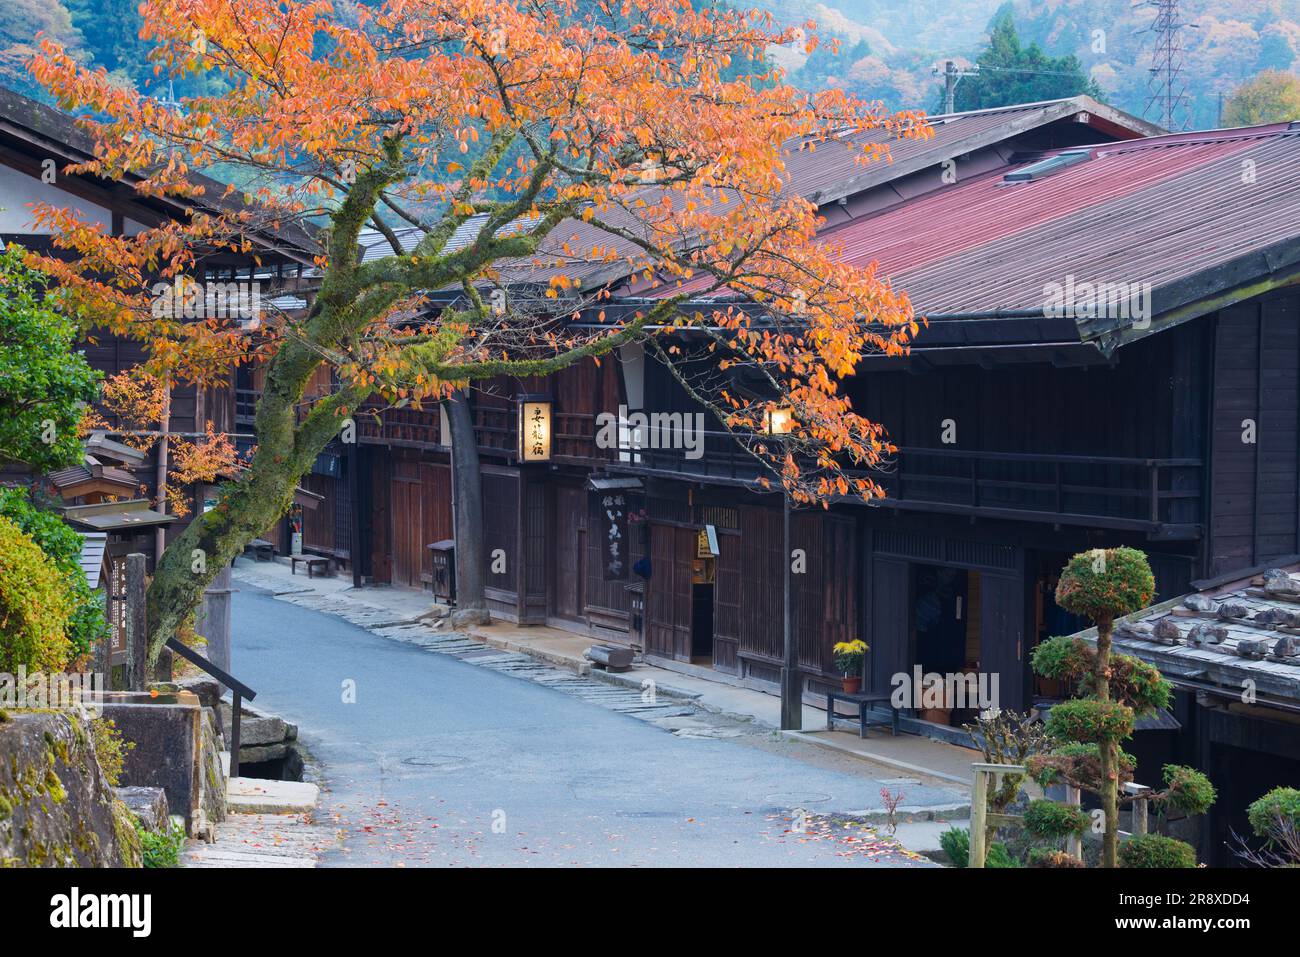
[517,394,553,463]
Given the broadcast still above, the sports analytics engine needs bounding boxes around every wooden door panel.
[980,572,1026,712]
[646,525,676,657]
[671,527,694,661]
[869,558,909,696]
[553,486,585,621]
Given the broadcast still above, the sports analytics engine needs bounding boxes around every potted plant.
[832,639,868,693]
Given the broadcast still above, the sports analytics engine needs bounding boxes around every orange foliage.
[27,0,932,504]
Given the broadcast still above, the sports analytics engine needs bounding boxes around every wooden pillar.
[780,493,801,730]
[124,553,148,691]
[970,765,989,868]
[1125,782,1152,836]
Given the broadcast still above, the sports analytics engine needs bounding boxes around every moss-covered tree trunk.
[1095,615,1119,868]
[145,335,353,666]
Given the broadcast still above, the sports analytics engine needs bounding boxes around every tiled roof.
[1095,563,1300,703]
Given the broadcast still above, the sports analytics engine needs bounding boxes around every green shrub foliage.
[1054,547,1155,623]
[0,488,108,661]
[1045,698,1135,744]
[1247,787,1300,845]
[0,515,73,672]
[938,826,1017,867]
[0,244,101,473]
[1119,833,1197,869]
[1161,765,1217,818]
[137,818,186,868]
[1023,799,1090,840]
[1028,742,1137,792]
[1031,637,1170,715]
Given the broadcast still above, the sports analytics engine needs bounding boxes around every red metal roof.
[856,124,1296,316]
[648,123,1300,324]
[494,96,1156,293]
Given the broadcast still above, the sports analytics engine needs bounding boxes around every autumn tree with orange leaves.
[28,0,927,665]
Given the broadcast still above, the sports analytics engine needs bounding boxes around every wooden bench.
[304,545,349,571]
[290,554,332,578]
[246,538,275,562]
[824,690,901,739]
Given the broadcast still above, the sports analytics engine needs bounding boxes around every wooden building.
[331,98,1172,709]
[0,88,315,566]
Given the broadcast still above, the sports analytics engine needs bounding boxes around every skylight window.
[1003,148,1093,183]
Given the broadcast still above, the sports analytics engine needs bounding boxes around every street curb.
[782,730,972,788]
[584,664,704,702]
[469,629,707,702]
[843,802,972,824]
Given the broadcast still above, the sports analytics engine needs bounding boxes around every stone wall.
[0,709,142,867]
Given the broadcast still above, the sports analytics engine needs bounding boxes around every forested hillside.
[4,0,1300,128]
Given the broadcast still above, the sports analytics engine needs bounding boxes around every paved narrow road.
[232,584,959,866]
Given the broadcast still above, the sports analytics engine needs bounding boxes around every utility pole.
[934,60,980,115]
[780,491,801,730]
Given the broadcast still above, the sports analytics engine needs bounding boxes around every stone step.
[182,812,337,868]
[227,777,320,814]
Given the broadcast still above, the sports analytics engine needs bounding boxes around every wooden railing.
[609,431,1203,533]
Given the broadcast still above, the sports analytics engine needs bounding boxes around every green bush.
[1247,787,1300,845]
[1119,833,1197,868]
[137,818,187,868]
[1045,698,1135,744]
[0,488,107,662]
[90,717,134,788]
[938,827,1018,867]
[1023,799,1090,840]
[1055,547,1155,622]
[1161,765,1217,817]
[0,244,101,474]
[0,515,73,672]
[939,826,969,866]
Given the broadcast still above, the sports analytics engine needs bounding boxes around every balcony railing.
[607,431,1203,535]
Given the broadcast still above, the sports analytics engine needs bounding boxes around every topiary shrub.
[1028,742,1137,793]
[1247,787,1300,846]
[1045,698,1135,743]
[1054,547,1155,624]
[1160,765,1217,818]
[0,515,73,672]
[1023,799,1090,840]
[1036,548,1168,868]
[1119,833,1197,868]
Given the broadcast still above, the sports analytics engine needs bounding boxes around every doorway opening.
[909,563,981,727]
[690,544,715,664]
